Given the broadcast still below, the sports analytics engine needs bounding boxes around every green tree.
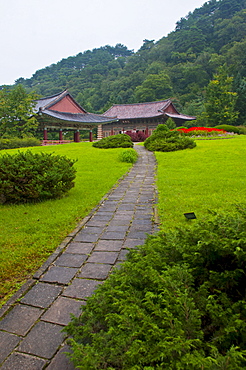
[234,76,246,125]
[134,72,173,102]
[0,85,38,138]
[202,66,238,126]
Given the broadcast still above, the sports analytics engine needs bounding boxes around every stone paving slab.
[0,332,21,364]
[0,145,158,369]
[106,224,129,233]
[123,239,145,248]
[20,283,63,308]
[40,266,78,285]
[17,321,64,359]
[73,232,100,243]
[0,304,43,336]
[54,253,88,268]
[1,352,47,370]
[100,231,126,240]
[95,240,123,251]
[42,296,84,326]
[78,263,112,279]
[87,251,119,264]
[65,242,94,254]
[63,279,103,300]
[45,344,74,370]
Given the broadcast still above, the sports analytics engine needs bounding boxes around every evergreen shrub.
[0,137,41,150]
[65,208,246,369]
[144,124,196,152]
[118,148,138,163]
[0,150,77,204]
[214,125,240,134]
[92,134,133,148]
[237,126,246,135]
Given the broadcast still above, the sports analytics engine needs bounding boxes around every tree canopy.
[0,85,38,138]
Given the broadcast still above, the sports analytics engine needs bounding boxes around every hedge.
[0,137,40,150]
[65,207,246,369]
[144,124,196,152]
[92,134,133,149]
[0,150,76,204]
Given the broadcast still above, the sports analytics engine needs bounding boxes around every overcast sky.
[0,0,206,86]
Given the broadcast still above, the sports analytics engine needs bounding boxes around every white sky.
[0,0,206,85]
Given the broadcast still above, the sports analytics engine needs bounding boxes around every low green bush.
[0,150,76,204]
[0,137,41,150]
[118,148,138,163]
[144,124,196,152]
[214,125,240,134]
[65,207,246,369]
[237,126,246,135]
[92,134,133,148]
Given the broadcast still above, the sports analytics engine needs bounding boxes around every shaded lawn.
[155,136,246,230]
[0,142,131,306]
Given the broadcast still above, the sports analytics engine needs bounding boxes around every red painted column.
[59,129,63,141]
[111,129,114,136]
[44,127,48,140]
[145,127,149,137]
[74,130,80,142]
[89,130,93,142]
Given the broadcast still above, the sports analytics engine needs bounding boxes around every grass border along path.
[0,142,132,307]
[156,135,246,230]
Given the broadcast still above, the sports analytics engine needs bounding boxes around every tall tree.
[202,66,238,126]
[0,85,38,138]
[234,75,246,125]
[134,72,173,102]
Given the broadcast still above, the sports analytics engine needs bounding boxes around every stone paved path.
[0,145,158,370]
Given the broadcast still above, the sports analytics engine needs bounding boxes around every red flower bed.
[177,127,226,134]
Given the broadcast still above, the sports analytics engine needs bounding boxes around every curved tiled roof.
[165,112,196,120]
[40,109,117,125]
[35,90,117,127]
[103,100,172,119]
[34,90,87,113]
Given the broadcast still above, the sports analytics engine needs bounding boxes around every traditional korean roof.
[103,100,173,120]
[40,109,118,126]
[34,90,86,113]
[35,90,117,127]
[103,99,196,121]
[165,112,197,121]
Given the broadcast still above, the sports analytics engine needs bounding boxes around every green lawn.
[1,137,246,307]
[155,136,246,230]
[0,143,131,306]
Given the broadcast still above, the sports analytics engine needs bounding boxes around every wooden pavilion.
[34,90,117,143]
[101,99,196,138]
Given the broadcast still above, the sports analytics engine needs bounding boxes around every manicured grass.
[155,136,246,230]
[0,143,131,306]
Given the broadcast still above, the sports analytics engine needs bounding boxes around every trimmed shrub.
[65,208,246,369]
[0,150,76,204]
[125,131,148,142]
[118,148,139,163]
[144,124,196,152]
[214,125,240,134]
[92,134,133,148]
[237,126,246,135]
[0,137,41,150]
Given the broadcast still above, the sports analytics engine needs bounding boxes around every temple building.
[34,90,117,142]
[34,90,196,142]
[100,99,196,138]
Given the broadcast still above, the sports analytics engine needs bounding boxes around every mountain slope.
[11,0,246,122]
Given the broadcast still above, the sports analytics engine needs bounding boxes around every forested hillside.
[9,0,246,124]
